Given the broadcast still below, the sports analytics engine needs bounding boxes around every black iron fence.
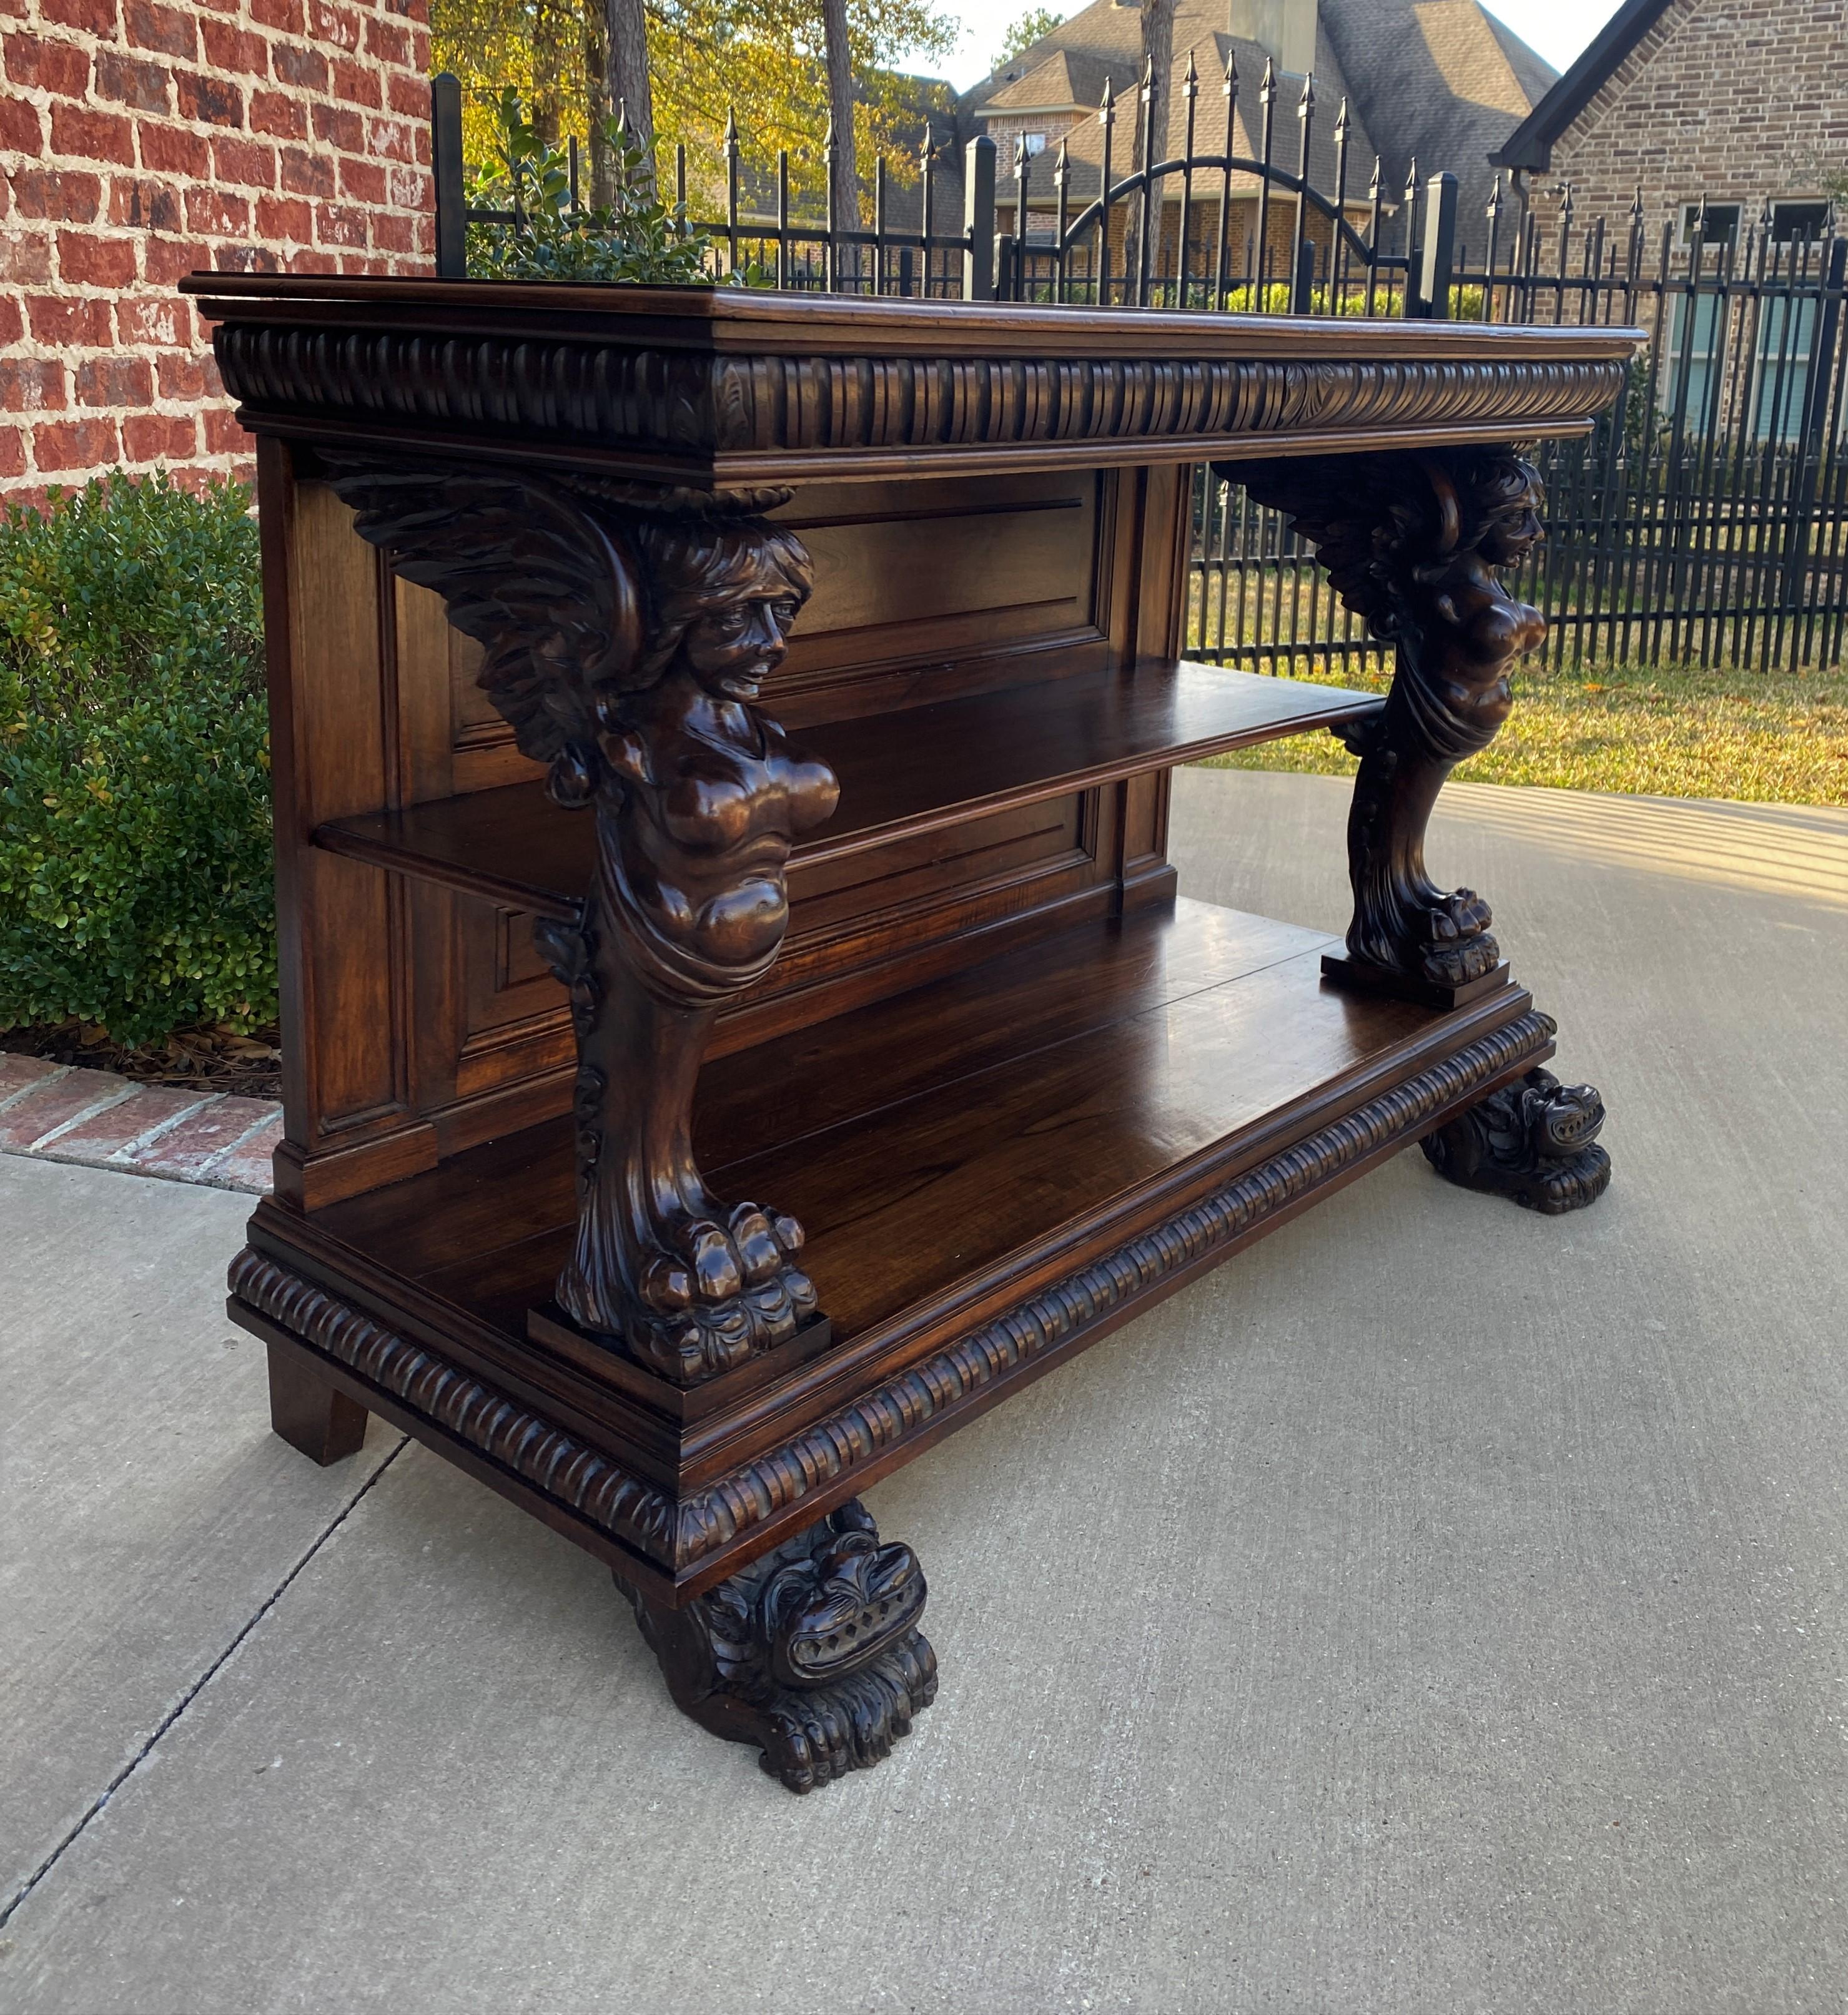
[430,71,1848,670]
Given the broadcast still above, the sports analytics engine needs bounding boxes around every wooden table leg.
[616,1499,937,1793]
[266,1338,370,1465]
[1227,445,1614,1214]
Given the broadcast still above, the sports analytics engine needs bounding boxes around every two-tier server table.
[182,277,1637,1791]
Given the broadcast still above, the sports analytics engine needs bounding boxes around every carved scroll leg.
[1420,1037,1612,1215]
[615,1500,939,1793]
[265,1339,369,1464]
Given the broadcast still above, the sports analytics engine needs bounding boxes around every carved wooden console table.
[183,276,1636,1791]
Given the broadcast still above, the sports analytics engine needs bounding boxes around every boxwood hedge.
[0,471,276,1049]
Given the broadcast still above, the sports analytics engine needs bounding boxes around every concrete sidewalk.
[2,769,1845,2014]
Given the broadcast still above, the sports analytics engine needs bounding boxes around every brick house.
[1491,0,1848,245]
[1,0,435,506]
[962,0,1557,257]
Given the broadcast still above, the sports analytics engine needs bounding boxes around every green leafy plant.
[992,6,1065,72]
[0,472,276,1048]
[465,88,716,284]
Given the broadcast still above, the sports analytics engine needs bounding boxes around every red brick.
[310,102,362,152]
[122,410,199,461]
[368,207,416,254]
[199,1108,282,1191]
[9,169,103,224]
[173,69,242,126]
[212,241,279,273]
[0,1054,64,1106]
[0,231,52,283]
[140,234,208,283]
[338,155,384,204]
[93,47,170,110]
[0,433,24,480]
[313,200,368,248]
[76,355,153,406]
[202,405,250,452]
[0,360,66,413]
[32,416,120,470]
[136,120,209,176]
[112,1092,262,1176]
[41,0,120,32]
[27,294,114,345]
[185,185,248,234]
[0,297,21,344]
[248,89,306,139]
[4,31,90,94]
[49,104,136,163]
[199,17,266,72]
[385,164,426,210]
[270,41,326,90]
[330,57,381,107]
[37,1083,207,1159]
[254,191,312,240]
[57,230,137,285]
[124,0,194,57]
[279,146,334,198]
[212,135,275,187]
[118,295,181,343]
[107,175,182,230]
[154,348,206,396]
[249,0,304,29]
[363,13,409,63]
[307,0,362,51]
[0,95,42,152]
[0,1068,134,1147]
[364,114,413,162]
[385,69,426,119]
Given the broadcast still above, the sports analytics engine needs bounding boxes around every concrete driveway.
[3,768,1845,2014]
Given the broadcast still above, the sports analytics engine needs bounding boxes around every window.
[1022,131,1048,156]
[1678,201,1741,250]
[1771,201,1830,244]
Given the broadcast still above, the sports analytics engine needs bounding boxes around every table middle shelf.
[312,659,1383,919]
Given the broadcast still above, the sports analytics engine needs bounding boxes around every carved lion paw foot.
[630,1201,819,1382]
[1416,888,1500,987]
[620,1500,939,1794]
[1421,1065,1612,1213]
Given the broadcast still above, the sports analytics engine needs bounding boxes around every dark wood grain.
[312,661,1382,921]
[212,276,1633,1788]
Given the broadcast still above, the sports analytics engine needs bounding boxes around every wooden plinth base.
[1321,953,1513,1011]
[230,895,1561,1783]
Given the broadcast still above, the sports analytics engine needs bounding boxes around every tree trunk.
[823,0,859,238]
[603,0,655,155]
[583,4,611,202]
[1135,0,1174,170]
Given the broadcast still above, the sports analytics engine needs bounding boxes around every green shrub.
[0,471,275,1048]
[465,90,715,285]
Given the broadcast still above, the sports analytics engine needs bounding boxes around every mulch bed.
[0,1020,284,1098]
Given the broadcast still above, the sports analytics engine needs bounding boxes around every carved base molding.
[617,1500,937,1793]
[227,1006,1561,1588]
[1420,1060,1612,1214]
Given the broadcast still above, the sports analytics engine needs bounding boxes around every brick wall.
[1,0,433,506]
[1526,0,1848,239]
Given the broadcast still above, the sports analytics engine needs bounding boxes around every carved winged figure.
[327,464,839,1381]
[1232,449,1546,992]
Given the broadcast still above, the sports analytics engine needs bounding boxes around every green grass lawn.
[1200,658,1848,807]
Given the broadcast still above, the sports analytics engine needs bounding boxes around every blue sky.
[922,0,1621,93]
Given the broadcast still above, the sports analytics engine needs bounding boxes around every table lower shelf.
[240,895,1554,1599]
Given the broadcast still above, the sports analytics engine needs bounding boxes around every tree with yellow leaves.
[429,0,959,216]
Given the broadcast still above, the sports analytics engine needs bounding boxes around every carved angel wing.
[1224,453,1434,643]
[322,461,645,801]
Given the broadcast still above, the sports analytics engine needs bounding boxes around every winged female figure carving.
[325,462,839,1382]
